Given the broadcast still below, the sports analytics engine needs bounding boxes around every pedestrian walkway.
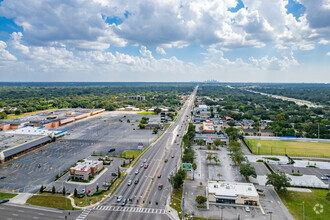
[93,205,166,214]
[76,209,92,220]
[8,193,33,204]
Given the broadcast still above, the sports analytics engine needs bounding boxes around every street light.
[303,201,305,220]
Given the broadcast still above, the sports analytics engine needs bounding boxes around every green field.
[26,195,74,210]
[279,189,330,220]
[245,139,330,158]
[0,192,17,200]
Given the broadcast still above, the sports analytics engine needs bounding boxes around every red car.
[144,164,149,169]
[157,174,161,178]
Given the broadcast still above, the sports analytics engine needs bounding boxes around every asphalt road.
[0,203,80,220]
[86,86,198,219]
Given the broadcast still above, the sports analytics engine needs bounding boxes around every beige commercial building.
[208,181,259,206]
[70,160,103,181]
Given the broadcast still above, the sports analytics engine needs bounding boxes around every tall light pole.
[303,201,305,220]
[318,122,320,139]
[276,132,278,156]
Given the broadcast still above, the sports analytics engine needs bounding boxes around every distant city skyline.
[0,0,329,82]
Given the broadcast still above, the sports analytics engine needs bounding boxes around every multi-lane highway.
[83,86,198,220]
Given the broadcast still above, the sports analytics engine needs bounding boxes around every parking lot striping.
[68,149,73,153]
[43,162,48,165]
[27,171,33,175]
[58,155,63,159]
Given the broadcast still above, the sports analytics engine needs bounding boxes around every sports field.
[245,139,330,158]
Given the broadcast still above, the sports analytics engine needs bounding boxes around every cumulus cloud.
[0,41,17,67]
[156,47,166,55]
[327,52,330,56]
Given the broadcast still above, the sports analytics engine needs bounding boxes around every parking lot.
[0,111,159,193]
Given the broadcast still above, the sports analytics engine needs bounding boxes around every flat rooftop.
[0,133,45,152]
[71,160,102,172]
[208,181,258,197]
[0,108,103,125]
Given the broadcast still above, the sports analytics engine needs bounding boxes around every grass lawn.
[279,189,330,220]
[73,193,106,207]
[119,150,141,159]
[170,187,183,219]
[0,192,18,200]
[26,195,74,210]
[245,139,330,158]
[137,112,157,115]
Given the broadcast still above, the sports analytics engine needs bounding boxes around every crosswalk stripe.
[93,206,166,214]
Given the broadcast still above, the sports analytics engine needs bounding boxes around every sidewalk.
[8,193,33,204]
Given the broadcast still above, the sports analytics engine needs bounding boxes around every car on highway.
[144,164,149,169]
[140,163,144,167]
[143,159,147,163]
[0,199,9,204]
[158,184,163,190]
[116,195,123,202]
[245,206,250,213]
[121,199,127,206]
[135,170,139,175]
[164,159,168,163]
[171,155,174,158]
[128,180,132,185]
[321,176,329,180]
[158,174,161,178]
[134,178,139,184]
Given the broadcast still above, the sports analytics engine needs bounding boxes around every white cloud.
[319,39,330,45]
[327,52,330,56]
[156,47,166,55]
[299,44,315,50]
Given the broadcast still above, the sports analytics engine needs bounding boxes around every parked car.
[37,164,41,168]
[321,176,329,180]
[135,170,139,175]
[102,182,110,187]
[324,174,330,178]
[0,199,9,204]
[116,195,123,202]
[121,199,127,206]
[134,178,139,184]
[0,176,6,180]
[128,180,132,185]
[111,172,118,176]
[245,206,250,213]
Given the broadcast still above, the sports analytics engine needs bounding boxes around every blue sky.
[0,0,329,82]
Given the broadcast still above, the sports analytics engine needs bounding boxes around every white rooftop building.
[208,181,259,206]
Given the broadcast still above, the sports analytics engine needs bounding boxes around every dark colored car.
[111,172,118,176]
[164,159,168,163]
[134,178,139,184]
[0,176,6,180]
[0,199,9,204]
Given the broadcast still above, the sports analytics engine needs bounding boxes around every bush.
[52,186,56,194]
[256,159,264,162]
[195,195,207,205]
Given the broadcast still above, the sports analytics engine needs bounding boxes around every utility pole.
[276,132,278,156]
[182,196,185,220]
[303,201,305,220]
[318,122,320,139]
[85,185,87,207]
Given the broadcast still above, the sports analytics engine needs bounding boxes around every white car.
[128,180,132,185]
[321,176,329,180]
[135,170,139,175]
[116,195,123,202]
[245,206,250,212]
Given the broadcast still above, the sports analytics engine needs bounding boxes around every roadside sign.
[182,163,192,170]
